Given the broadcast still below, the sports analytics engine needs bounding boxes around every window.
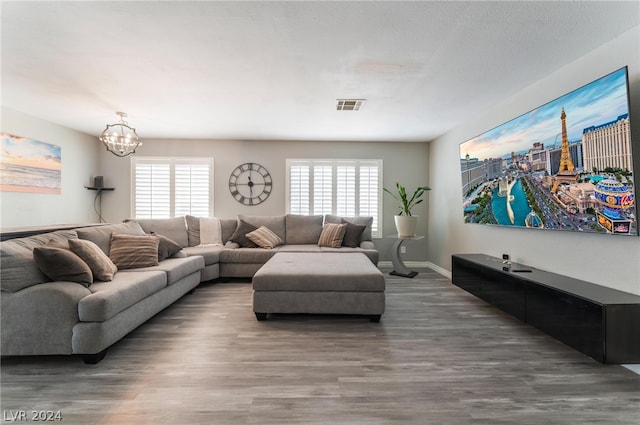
[286,159,383,237]
[132,157,213,219]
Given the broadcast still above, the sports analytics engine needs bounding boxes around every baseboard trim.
[378,261,452,279]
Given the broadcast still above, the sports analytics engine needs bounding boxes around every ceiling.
[2,1,639,142]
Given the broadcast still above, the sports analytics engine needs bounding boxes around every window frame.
[286,158,383,238]
[131,156,214,219]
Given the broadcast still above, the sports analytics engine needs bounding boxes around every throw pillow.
[324,214,373,241]
[109,234,159,269]
[199,217,223,246]
[245,226,284,249]
[151,232,183,261]
[229,220,259,248]
[341,219,367,248]
[69,238,118,282]
[33,245,93,286]
[317,223,347,248]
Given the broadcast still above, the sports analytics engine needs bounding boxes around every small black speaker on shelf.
[94,176,104,188]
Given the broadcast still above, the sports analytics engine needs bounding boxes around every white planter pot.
[394,215,418,237]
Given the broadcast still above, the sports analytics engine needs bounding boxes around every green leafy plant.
[384,182,431,216]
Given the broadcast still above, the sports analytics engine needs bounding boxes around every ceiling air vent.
[336,99,366,111]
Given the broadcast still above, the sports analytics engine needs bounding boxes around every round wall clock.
[228,162,273,206]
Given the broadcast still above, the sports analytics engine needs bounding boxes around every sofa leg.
[82,349,108,364]
[255,312,268,321]
[369,315,381,323]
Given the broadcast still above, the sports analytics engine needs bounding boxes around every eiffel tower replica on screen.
[551,107,579,192]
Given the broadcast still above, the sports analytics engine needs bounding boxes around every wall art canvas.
[459,67,636,235]
[1,132,62,194]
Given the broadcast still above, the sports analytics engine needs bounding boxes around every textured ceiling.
[2,1,639,142]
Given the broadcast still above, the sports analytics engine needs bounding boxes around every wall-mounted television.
[460,67,637,236]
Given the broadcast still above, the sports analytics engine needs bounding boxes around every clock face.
[229,162,272,206]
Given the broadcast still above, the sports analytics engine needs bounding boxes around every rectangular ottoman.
[252,252,385,322]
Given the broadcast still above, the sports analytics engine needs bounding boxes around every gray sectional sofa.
[0,214,378,363]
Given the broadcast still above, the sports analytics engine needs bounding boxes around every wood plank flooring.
[2,268,639,424]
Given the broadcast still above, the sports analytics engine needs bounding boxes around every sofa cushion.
[109,234,159,269]
[77,270,167,322]
[219,247,277,264]
[0,230,78,293]
[276,244,323,253]
[325,215,373,241]
[120,256,204,285]
[341,219,367,248]
[68,239,118,282]
[131,217,189,248]
[246,226,284,249]
[229,220,258,248]
[186,216,237,246]
[237,214,286,241]
[152,233,183,261]
[317,223,347,248]
[33,245,93,286]
[76,222,145,255]
[182,245,223,265]
[185,215,202,246]
[285,214,323,244]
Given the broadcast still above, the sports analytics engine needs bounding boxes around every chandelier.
[99,112,142,157]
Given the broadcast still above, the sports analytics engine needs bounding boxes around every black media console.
[451,254,640,364]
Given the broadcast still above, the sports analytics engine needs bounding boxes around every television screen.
[460,67,637,235]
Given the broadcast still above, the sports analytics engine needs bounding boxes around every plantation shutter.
[313,163,333,215]
[133,158,213,219]
[286,159,383,237]
[358,162,381,236]
[175,162,211,217]
[336,162,356,217]
[134,162,171,219]
[288,163,310,215]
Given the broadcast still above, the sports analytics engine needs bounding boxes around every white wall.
[1,108,101,227]
[99,139,430,261]
[428,27,640,295]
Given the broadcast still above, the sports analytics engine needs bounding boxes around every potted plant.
[384,182,431,237]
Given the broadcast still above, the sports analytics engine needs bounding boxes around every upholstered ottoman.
[252,252,385,322]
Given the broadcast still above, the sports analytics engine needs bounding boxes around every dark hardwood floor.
[2,268,639,424]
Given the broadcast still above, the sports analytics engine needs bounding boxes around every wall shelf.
[85,186,115,192]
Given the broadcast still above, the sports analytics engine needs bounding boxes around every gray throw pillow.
[341,219,366,248]
[69,238,118,282]
[33,245,93,286]
[229,220,259,248]
[151,232,183,261]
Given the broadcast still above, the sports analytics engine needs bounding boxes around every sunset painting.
[1,133,62,194]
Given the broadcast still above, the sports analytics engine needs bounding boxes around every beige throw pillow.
[317,223,347,248]
[69,238,118,282]
[109,234,159,269]
[245,226,284,249]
